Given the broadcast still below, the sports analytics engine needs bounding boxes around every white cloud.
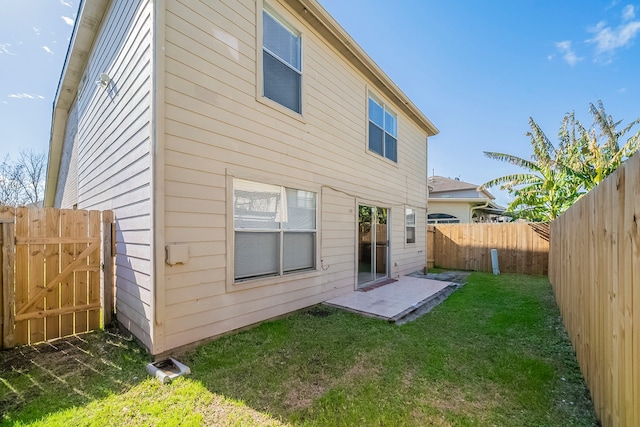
[8,93,45,100]
[586,6,640,58]
[555,40,582,65]
[33,27,41,36]
[42,46,53,55]
[61,16,74,26]
[606,0,620,10]
[60,0,72,7]
[0,43,16,55]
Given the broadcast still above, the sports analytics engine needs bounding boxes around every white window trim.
[405,207,417,246]
[225,173,321,292]
[366,92,399,164]
[256,1,306,122]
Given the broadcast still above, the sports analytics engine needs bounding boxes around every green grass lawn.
[0,273,598,426]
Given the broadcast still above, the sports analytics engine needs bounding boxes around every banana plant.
[482,101,639,222]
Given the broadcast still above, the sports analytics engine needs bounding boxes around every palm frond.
[481,173,541,190]
[484,100,640,221]
[590,100,620,152]
[483,152,539,172]
[527,117,555,164]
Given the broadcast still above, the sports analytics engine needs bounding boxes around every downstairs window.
[234,179,316,281]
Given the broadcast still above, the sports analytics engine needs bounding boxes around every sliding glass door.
[357,205,389,287]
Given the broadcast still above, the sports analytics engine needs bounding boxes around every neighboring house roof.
[428,175,496,200]
[428,175,505,214]
[428,176,477,193]
[45,0,439,206]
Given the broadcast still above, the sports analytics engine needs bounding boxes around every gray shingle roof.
[427,176,479,193]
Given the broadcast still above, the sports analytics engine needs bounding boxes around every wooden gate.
[1,206,115,349]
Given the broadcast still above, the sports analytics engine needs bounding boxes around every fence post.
[426,225,435,269]
[2,220,15,349]
[102,211,115,327]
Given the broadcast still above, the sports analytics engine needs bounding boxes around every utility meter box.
[166,244,189,265]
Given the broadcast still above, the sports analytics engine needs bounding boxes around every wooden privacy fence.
[427,222,549,275]
[549,153,640,427]
[1,206,115,349]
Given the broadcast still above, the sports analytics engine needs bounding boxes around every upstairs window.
[368,97,397,162]
[263,8,302,114]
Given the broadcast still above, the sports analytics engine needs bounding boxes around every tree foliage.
[483,101,640,222]
[0,150,46,207]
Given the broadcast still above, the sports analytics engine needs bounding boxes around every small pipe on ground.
[491,249,500,275]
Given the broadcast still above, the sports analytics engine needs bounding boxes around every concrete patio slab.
[324,275,457,322]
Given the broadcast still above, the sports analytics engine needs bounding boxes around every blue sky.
[317,0,640,204]
[2,1,640,205]
[0,0,76,169]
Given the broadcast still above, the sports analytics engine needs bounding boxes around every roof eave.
[44,0,110,206]
[429,187,476,194]
[479,187,496,200]
[284,0,439,136]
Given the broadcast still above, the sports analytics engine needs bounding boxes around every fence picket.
[102,211,115,326]
[428,223,549,275]
[426,226,435,268]
[14,207,29,344]
[74,210,89,333]
[45,208,61,340]
[549,153,640,427]
[1,215,16,348]
[29,208,46,343]
[88,210,100,329]
[60,209,74,336]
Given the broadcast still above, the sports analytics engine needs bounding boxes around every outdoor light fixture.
[96,72,111,88]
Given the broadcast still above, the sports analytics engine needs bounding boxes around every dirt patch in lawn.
[282,351,383,411]
[283,378,327,411]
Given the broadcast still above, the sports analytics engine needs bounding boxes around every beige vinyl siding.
[160,0,428,350]
[428,201,472,223]
[73,0,154,349]
[392,207,427,277]
[54,101,79,208]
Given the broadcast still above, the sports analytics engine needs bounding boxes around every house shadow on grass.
[0,327,149,425]
[0,326,295,426]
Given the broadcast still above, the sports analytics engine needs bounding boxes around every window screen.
[263,10,302,114]
[234,179,316,281]
[406,208,416,244]
[368,96,398,162]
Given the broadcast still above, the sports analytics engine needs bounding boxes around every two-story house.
[45,0,438,355]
